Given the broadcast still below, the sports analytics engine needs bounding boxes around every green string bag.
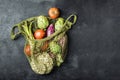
[10,14,77,74]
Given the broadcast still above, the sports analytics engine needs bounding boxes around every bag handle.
[64,14,77,30]
[10,25,21,40]
[66,14,77,25]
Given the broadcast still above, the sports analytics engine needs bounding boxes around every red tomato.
[41,41,49,51]
[34,29,45,39]
[48,7,60,19]
[24,44,31,56]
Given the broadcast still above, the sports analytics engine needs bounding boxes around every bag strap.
[65,14,77,25]
[10,25,21,40]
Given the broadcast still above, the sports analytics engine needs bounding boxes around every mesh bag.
[11,14,77,74]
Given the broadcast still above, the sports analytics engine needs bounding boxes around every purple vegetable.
[47,24,55,36]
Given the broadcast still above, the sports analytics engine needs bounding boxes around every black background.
[0,0,120,80]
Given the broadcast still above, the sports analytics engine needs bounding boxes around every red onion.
[47,24,55,36]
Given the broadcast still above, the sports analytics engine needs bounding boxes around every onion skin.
[47,24,55,36]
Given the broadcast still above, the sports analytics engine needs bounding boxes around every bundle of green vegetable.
[10,7,77,74]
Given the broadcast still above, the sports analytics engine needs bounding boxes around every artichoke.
[49,41,61,54]
[55,18,64,31]
[37,16,49,29]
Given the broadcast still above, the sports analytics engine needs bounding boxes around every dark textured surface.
[0,0,120,80]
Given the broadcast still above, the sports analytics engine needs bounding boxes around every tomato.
[34,29,45,39]
[24,44,31,56]
[41,41,49,51]
[48,7,60,19]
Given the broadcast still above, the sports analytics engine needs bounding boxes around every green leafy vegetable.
[49,41,61,54]
[56,54,63,66]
